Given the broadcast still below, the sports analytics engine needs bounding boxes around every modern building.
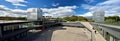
[27,8,43,21]
[0,20,43,41]
[0,20,29,41]
[93,11,105,22]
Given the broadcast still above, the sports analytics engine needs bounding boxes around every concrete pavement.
[20,26,91,41]
[19,22,106,41]
[51,26,90,41]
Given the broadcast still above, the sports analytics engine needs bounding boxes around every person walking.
[93,27,96,34]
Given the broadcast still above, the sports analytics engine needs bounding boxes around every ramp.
[81,22,94,31]
[80,22,106,41]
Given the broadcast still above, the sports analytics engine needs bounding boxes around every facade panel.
[93,11,105,22]
[27,8,43,21]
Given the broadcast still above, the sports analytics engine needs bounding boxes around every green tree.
[69,15,78,21]
[63,16,70,21]
[63,15,87,21]
[105,16,120,22]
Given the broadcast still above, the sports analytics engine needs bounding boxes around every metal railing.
[90,22,120,41]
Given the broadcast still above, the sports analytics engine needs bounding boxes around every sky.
[0,0,120,17]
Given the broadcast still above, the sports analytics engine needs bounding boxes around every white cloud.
[0,10,26,17]
[2,4,75,18]
[81,4,93,9]
[81,0,120,17]
[0,5,11,11]
[79,12,92,16]
[52,3,59,7]
[0,5,27,17]
[41,6,77,18]
[98,0,120,6]
[13,4,26,6]
[10,9,27,17]
[5,0,28,6]
[12,9,27,13]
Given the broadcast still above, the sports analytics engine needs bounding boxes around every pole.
[91,31,96,41]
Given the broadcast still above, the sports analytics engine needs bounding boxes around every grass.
[101,22,120,26]
[109,24,120,26]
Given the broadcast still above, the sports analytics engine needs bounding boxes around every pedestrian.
[95,30,96,34]
[93,28,96,34]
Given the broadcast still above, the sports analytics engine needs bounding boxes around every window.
[3,26,7,31]
[10,25,14,31]
[8,25,12,31]
[13,25,16,30]
[19,24,22,29]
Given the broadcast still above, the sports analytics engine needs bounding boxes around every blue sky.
[0,0,120,17]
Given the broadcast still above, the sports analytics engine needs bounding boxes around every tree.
[63,15,87,21]
[63,16,70,21]
[0,16,26,20]
[69,15,78,21]
[105,16,120,22]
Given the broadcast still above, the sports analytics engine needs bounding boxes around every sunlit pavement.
[50,26,90,41]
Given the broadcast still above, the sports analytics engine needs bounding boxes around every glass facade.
[0,22,29,41]
[93,11,105,22]
[27,8,43,21]
[0,20,44,41]
[3,24,22,31]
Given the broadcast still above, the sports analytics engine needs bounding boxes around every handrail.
[90,22,120,39]
[80,22,96,41]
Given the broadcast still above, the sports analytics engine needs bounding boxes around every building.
[93,11,105,22]
[0,20,29,41]
[0,20,43,41]
[27,8,43,21]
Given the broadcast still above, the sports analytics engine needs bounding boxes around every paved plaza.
[19,25,106,41]
[20,26,91,41]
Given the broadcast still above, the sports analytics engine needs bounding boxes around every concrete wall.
[61,22,84,27]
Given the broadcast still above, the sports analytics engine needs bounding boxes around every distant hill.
[0,16,26,20]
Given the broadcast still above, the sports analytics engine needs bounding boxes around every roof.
[0,20,25,23]
[0,20,29,25]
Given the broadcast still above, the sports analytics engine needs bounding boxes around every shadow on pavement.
[17,26,66,41]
